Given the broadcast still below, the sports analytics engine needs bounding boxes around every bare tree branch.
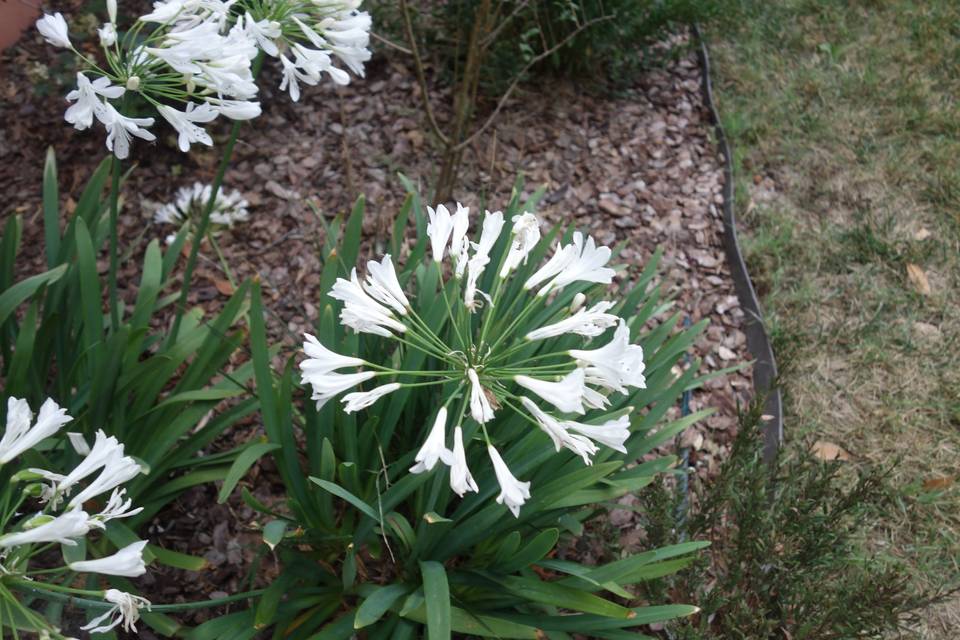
[480,0,531,49]
[371,31,412,55]
[453,14,615,152]
[399,0,449,146]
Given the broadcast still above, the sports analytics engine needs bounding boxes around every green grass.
[709,0,960,636]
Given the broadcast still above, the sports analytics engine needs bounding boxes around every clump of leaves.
[637,402,941,639]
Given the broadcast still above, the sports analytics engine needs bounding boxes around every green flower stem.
[168,52,265,344]
[206,231,238,290]
[405,307,453,355]
[107,131,123,331]
[435,262,467,350]
[485,294,542,356]
[368,366,459,378]
[8,578,103,598]
[398,379,453,389]
[391,332,454,363]
[7,580,266,612]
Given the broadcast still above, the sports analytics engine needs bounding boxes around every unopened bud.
[21,483,45,498]
[23,514,55,530]
[569,292,586,313]
[10,469,43,483]
[125,75,140,91]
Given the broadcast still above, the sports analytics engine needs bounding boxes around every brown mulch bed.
[2,13,751,634]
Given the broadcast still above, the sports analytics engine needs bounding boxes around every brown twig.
[453,13,615,152]
[370,30,411,55]
[480,0,531,49]
[398,0,449,145]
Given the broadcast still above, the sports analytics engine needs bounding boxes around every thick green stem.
[8,580,265,612]
[168,52,264,343]
[108,153,122,331]
[168,120,242,343]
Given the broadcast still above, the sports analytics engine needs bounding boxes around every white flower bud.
[570,292,586,313]
[125,75,140,91]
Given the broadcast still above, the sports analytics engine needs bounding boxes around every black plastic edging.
[692,24,784,461]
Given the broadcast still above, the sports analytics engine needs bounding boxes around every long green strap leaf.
[419,561,451,640]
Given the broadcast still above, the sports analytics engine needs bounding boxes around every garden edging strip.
[692,24,784,460]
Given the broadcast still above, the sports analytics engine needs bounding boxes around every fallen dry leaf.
[906,263,932,296]
[913,227,931,241]
[213,278,235,295]
[810,440,851,462]
[922,476,954,491]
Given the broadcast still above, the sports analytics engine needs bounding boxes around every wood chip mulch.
[1,19,752,632]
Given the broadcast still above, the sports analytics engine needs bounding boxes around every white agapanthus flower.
[37,3,262,159]
[0,397,72,465]
[154,182,250,244]
[80,589,151,634]
[0,510,91,548]
[231,0,371,101]
[0,398,151,638]
[69,540,148,577]
[300,202,647,518]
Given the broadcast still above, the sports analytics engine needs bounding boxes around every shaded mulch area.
[3,13,752,634]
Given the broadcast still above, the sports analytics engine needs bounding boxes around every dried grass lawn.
[710,0,960,636]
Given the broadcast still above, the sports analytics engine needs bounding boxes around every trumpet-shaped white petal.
[331,269,407,337]
[519,397,598,464]
[0,510,90,548]
[363,254,410,315]
[207,98,262,120]
[342,382,401,413]
[69,540,148,577]
[449,203,471,276]
[468,369,495,424]
[464,210,505,310]
[36,13,71,48]
[544,233,614,293]
[157,102,218,152]
[525,232,615,295]
[523,240,577,292]
[448,426,478,496]
[67,432,91,455]
[410,408,452,473]
[80,589,151,634]
[427,204,455,262]
[499,212,541,277]
[525,301,618,341]
[245,13,281,56]
[0,397,72,464]
[564,415,631,454]
[98,103,155,160]
[582,385,610,410]
[488,445,530,517]
[301,333,365,378]
[515,369,587,415]
[98,22,117,46]
[569,319,646,393]
[64,73,123,131]
[56,429,123,494]
[303,370,376,409]
[90,488,143,525]
[68,452,143,509]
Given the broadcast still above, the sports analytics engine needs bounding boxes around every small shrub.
[635,402,939,639]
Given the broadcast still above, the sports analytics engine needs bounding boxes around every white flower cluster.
[0,397,150,634]
[154,181,250,243]
[300,205,647,517]
[36,0,371,158]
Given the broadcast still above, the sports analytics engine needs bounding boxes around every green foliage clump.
[201,177,716,638]
[635,404,939,639]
